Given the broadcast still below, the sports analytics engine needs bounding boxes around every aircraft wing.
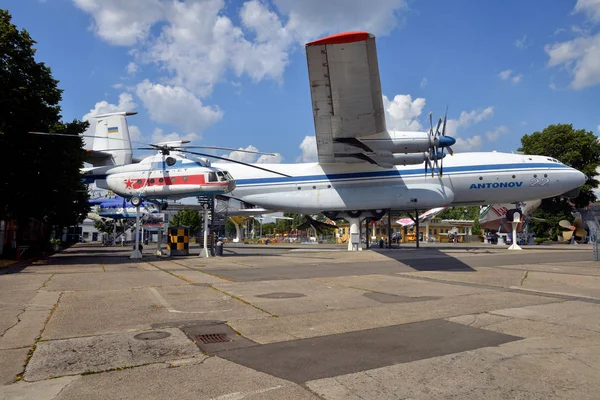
[306,32,386,165]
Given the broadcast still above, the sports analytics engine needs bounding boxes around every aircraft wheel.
[161,202,168,211]
[131,196,142,207]
[347,210,362,218]
[370,209,386,220]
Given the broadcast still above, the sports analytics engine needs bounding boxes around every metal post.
[415,209,420,249]
[130,206,142,259]
[200,208,210,258]
[387,212,392,249]
[365,218,370,249]
[593,229,599,261]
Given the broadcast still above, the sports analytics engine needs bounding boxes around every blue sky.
[5,0,600,164]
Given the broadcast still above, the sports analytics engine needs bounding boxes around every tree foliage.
[519,124,600,208]
[170,209,201,236]
[438,206,480,220]
[0,9,89,239]
[519,124,600,238]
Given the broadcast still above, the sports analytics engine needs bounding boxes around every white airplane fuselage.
[214,152,586,214]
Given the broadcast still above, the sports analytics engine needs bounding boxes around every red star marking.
[124,178,134,189]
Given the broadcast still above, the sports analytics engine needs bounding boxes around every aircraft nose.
[438,136,456,147]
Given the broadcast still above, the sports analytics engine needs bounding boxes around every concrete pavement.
[1,241,599,399]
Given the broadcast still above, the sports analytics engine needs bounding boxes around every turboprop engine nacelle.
[359,131,455,154]
[373,150,446,167]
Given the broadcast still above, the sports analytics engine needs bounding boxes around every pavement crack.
[1,308,26,337]
[210,286,278,317]
[520,270,529,286]
[14,292,63,382]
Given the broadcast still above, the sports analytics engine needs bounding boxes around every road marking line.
[210,385,284,400]
[148,287,232,314]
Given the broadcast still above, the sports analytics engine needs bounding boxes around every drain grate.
[196,333,230,344]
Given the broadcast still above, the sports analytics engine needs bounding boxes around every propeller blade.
[440,149,444,177]
[447,146,454,156]
[573,215,583,229]
[178,149,291,178]
[435,117,442,136]
[425,158,429,177]
[575,228,587,238]
[442,106,448,136]
[562,230,574,241]
[558,220,572,229]
[429,112,433,136]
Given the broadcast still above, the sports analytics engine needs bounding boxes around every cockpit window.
[224,171,234,180]
[208,172,217,182]
[216,171,226,181]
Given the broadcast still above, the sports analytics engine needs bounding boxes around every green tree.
[0,10,89,242]
[170,209,201,236]
[438,206,480,220]
[519,124,600,239]
[519,124,600,208]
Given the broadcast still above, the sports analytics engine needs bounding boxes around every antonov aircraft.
[210,31,587,250]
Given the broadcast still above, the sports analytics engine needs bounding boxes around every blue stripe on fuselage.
[235,163,569,186]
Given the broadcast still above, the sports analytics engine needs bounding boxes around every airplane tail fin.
[89,111,137,166]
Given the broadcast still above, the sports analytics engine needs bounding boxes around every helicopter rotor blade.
[178,149,291,178]
[177,146,276,156]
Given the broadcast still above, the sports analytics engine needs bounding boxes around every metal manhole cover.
[134,331,171,340]
[255,292,306,299]
[196,333,230,344]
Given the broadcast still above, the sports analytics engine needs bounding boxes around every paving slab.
[306,336,600,400]
[491,300,600,333]
[229,291,558,344]
[217,319,520,383]
[449,312,600,341]
[43,285,268,340]
[52,357,317,400]
[0,376,80,400]
[214,278,385,316]
[316,273,492,297]
[25,328,200,381]
[400,266,528,288]
[0,347,29,385]
[520,271,600,299]
[43,270,186,291]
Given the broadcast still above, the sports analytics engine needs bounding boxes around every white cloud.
[274,0,408,43]
[72,0,165,46]
[545,33,600,89]
[81,92,137,148]
[515,34,528,50]
[225,145,261,163]
[297,135,317,162]
[150,127,199,145]
[383,94,426,131]
[126,62,138,74]
[499,69,512,80]
[128,125,142,141]
[499,69,523,83]
[574,0,600,22]
[485,125,508,142]
[74,0,410,99]
[453,135,483,152]
[597,123,600,133]
[549,82,557,90]
[257,153,283,163]
[135,80,223,133]
[420,77,428,88]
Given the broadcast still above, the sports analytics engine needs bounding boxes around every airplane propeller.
[426,107,455,178]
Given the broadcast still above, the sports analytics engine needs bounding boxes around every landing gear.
[130,205,143,259]
[161,202,168,211]
[130,196,142,207]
